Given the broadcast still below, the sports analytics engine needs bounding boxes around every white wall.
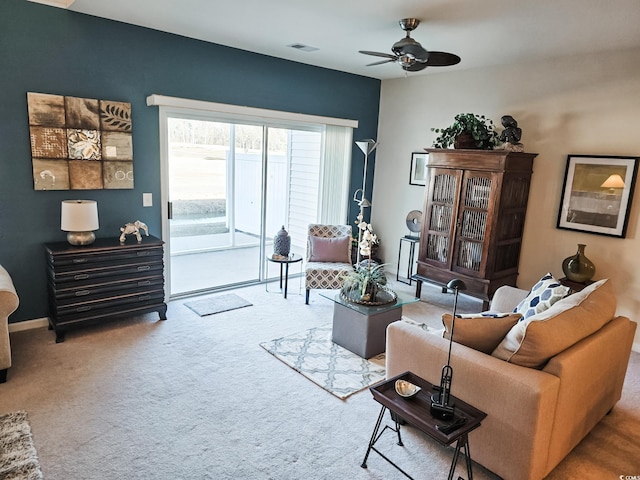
[373,47,640,350]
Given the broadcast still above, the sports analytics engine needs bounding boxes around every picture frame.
[410,152,428,186]
[557,154,639,238]
[27,92,134,190]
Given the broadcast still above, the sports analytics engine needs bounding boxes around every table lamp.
[431,278,466,420]
[61,200,99,246]
[600,174,625,193]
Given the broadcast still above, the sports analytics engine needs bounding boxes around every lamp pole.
[430,278,467,420]
[354,139,378,264]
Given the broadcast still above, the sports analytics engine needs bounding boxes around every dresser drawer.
[51,273,164,300]
[49,260,164,283]
[47,245,163,269]
[51,288,166,320]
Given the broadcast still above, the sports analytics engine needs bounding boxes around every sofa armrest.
[0,266,19,318]
[386,320,559,480]
[0,265,19,373]
[541,316,637,475]
[489,285,527,313]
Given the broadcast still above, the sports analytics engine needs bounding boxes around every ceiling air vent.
[287,43,319,52]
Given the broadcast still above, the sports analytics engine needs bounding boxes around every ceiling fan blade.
[366,58,396,66]
[359,50,396,59]
[424,51,461,67]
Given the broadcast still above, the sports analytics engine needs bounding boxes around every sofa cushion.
[513,272,570,320]
[308,235,351,263]
[492,279,616,368]
[441,313,522,354]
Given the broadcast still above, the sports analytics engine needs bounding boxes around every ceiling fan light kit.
[360,18,460,72]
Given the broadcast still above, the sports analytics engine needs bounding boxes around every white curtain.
[319,125,353,224]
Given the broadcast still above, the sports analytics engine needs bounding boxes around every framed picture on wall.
[27,92,134,191]
[557,154,639,238]
[410,152,428,186]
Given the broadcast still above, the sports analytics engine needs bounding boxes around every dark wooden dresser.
[44,235,167,342]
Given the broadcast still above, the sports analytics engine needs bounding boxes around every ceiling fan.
[359,18,461,72]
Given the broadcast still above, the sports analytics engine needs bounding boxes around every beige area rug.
[260,325,386,399]
[0,411,43,480]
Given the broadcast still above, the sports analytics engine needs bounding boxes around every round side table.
[266,253,303,299]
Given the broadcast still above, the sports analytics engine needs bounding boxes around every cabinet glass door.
[422,168,461,268]
[452,171,494,275]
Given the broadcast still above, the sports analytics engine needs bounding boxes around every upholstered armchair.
[0,265,19,383]
[305,224,353,304]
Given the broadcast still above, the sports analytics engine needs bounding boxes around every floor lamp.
[431,278,467,421]
[354,139,378,264]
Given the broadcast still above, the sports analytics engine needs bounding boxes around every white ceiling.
[29,0,640,80]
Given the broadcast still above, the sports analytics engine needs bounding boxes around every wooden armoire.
[415,148,537,308]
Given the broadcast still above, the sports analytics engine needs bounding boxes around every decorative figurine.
[119,220,149,244]
[498,115,525,152]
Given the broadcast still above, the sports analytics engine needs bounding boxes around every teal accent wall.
[0,0,380,322]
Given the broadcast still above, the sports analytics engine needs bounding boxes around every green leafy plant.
[342,220,387,302]
[431,113,499,150]
[342,262,388,302]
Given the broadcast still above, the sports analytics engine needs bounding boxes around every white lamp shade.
[61,200,99,232]
[355,139,378,155]
[600,174,625,189]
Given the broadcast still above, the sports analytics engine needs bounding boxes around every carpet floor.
[0,279,638,479]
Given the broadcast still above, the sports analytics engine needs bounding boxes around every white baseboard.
[8,317,48,333]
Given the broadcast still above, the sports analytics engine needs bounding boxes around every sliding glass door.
[151,96,355,298]
[265,128,322,260]
[165,114,330,296]
[167,117,264,295]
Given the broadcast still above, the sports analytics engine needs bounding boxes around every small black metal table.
[361,371,486,480]
[397,236,419,285]
[265,253,302,299]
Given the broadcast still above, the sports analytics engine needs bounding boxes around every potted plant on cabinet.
[431,113,499,150]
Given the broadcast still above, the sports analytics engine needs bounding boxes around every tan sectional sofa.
[386,279,636,480]
[0,265,19,383]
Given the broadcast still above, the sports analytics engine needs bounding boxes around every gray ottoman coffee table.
[320,291,419,358]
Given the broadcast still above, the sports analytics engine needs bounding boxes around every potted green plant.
[431,113,499,150]
[341,220,395,305]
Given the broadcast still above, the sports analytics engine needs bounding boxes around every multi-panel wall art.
[27,92,134,190]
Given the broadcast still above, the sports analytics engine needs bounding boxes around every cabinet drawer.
[46,245,163,269]
[51,274,164,300]
[51,288,165,319]
[48,251,163,274]
[49,260,164,283]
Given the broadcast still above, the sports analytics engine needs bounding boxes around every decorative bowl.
[340,288,397,306]
[395,379,421,398]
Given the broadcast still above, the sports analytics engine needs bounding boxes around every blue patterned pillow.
[513,273,570,320]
